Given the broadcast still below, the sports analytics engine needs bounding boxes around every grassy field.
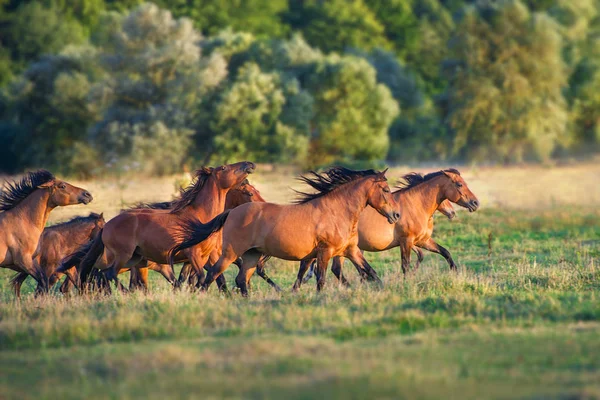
[1,163,599,399]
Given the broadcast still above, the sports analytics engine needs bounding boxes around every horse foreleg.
[293,258,314,291]
[176,262,194,290]
[315,248,333,292]
[399,241,412,275]
[418,238,457,271]
[255,257,281,292]
[413,247,424,270]
[346,246,382,285]
[331,256,351,287]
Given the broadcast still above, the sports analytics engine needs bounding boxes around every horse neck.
[315,179,371,224]
[188,177,228,219]
[13,189,54,230]
[395,177,445,218]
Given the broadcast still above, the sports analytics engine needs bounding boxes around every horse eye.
[383,187,390,193]
[456,183,463,188]
[59,184,66,189]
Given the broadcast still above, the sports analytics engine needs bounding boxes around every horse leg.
[234,251,261,297]
[345,246,382,285]
[202,247,239,292]
[331,256,350,287]
[205,250,228,294]
[14,252,48,294]
[293,258,314,291]
[315,248,333,292]
[419,238,457,271]
[413,247,424,270]
[148,262,177,286]
[255,257,281,292]
[399,241,412,275]
[176,262,194,290]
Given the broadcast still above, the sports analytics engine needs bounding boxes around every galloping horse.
[302,199,456,285]
[170,167,400,295]
[176,180,281,291]
[9,212,105,297]
[70,162,255,290]
[0,170,92,294]
[298,169,479,286]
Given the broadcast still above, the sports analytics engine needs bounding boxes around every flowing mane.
[170,168,214,213]
[0,170,55,212]
[45,213,103,231]
[128,201,173,211]
[394,168,461,193]
[294,167,382,204]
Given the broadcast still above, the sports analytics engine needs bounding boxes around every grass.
[0,164,599,399]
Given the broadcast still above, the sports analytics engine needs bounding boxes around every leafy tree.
[211,63,311,163]
[306,55,399,167]
[444,0,568,162]
[282,0,390,53]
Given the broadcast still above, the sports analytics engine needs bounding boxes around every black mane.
[129,201,173,210]
[294,167,382,204]
[394,168,460,192]
[46,213,104,231]
[0,170,55,212]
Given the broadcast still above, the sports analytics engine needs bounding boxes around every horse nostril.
[393,212,400,220]
[472,200,479,208]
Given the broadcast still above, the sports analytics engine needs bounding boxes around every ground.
[0,162,599,399]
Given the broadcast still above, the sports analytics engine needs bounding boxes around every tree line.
[0,0,599,176]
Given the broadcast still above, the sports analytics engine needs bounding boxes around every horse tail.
[168,210,231,269]
[57,229,104,287]
[10,272,29,297]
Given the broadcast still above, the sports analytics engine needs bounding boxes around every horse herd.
[0,162,479,299]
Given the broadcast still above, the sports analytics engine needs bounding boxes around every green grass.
[1,206,599,399]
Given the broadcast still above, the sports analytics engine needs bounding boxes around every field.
[1,163,600,399]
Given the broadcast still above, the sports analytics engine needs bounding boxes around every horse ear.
[37,180,55,188]
[377,168,389,181]
[442,170,454,179]
[99,212,104,218]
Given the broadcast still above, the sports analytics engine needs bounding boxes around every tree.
[444,0,568,162]
[306,55,399,167]
[210,63,311,163]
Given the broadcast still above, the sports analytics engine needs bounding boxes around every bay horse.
[69,162,255,290]
[0,170,92,294]
[302,199,456,285]
[297,169,478,287]
[9,212,105,297]
[169,167,400,295]
[175,179,281,291]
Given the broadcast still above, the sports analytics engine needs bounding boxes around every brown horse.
[9,212,105,297]
[170,167,400,295]
[69,162,255,290]
[298,169,478,287]
[302,199,456,285]
[0,170,92,294]
[175,179,281,291]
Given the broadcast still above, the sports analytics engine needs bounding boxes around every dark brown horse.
[0,170,93,295]
[170,167,400,295]
[9,212,105,296]
[67,162,254,291]
[297,169,479,287]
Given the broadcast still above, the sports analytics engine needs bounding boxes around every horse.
[175,179,281,292]
[0,170,93,295]
[169,167,400,295]
[302,199,456,285]
[9,212,105,297]
[297,169,479,287]
[63,161,255,291]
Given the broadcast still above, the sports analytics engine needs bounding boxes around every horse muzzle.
[78,191,93,204]
[387,211,400,224]
[243,162,256,174]
[467,199,479,212]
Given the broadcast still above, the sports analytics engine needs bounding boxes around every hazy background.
[1,0,600,178]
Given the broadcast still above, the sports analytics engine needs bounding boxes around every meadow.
[1,162,599,399]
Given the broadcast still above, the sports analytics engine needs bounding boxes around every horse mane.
[394,168,461,193]
[294,167,382,204]
[129,201,173,210]
[170,168,213,213]
[45,213,103,232]
[0,170,55,212]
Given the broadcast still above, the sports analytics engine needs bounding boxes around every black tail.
[10,272,28,297]
[57,229,105,287]
[168,210,231,268]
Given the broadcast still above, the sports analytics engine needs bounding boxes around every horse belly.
[357,216,396,252]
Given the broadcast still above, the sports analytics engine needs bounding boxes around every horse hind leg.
[234,250,262,297]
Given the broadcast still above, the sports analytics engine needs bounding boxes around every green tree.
[306,55,399,167]
[211,63,311,163]
[444,0,568,162]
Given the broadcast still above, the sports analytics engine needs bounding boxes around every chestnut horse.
[176,180,281,291]
[70,162,254,290]
[170,167,400,295]
[0,170,92,294]
[302,199,456,285]
[298,169,479,287]
[9,212,105,297]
